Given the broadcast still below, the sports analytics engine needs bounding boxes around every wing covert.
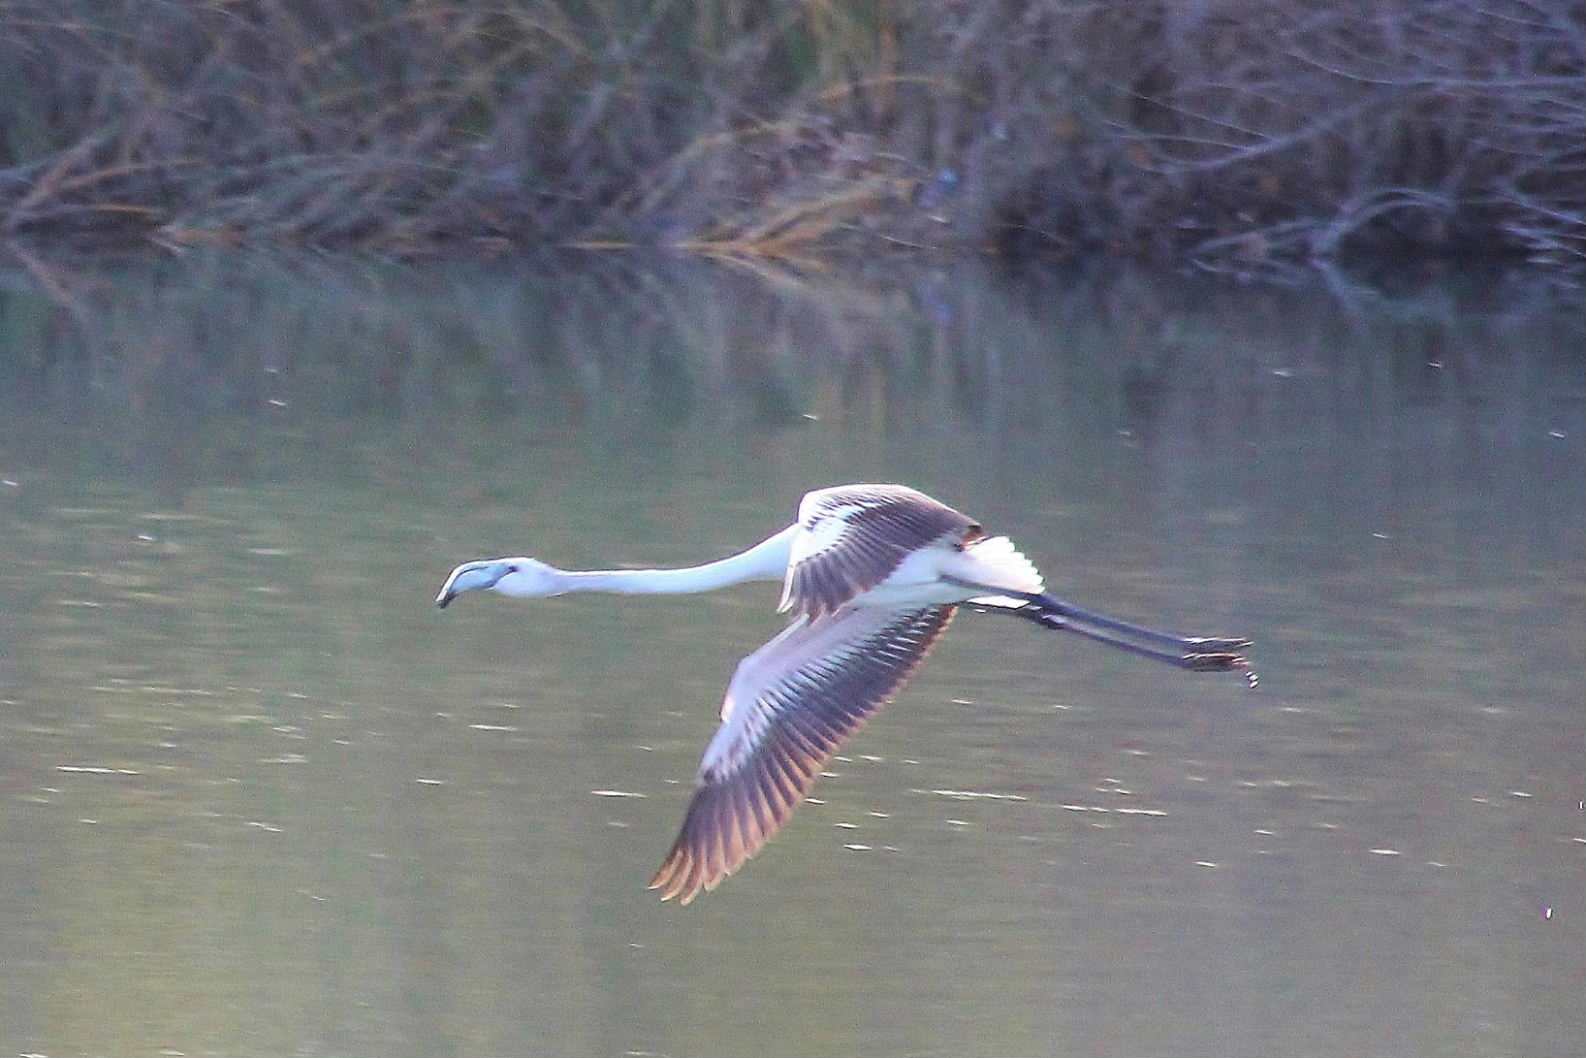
[649,603,956,903]
[779,485,980,619]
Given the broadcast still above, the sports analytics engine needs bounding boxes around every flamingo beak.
[435,561,507,608]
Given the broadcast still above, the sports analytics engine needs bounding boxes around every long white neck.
[552,523,798,595]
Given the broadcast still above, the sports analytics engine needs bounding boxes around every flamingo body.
[435,484,1251,904]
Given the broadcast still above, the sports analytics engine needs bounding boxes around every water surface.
[0,253,1581,1056]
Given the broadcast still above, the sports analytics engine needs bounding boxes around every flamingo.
[435,484,1253,904]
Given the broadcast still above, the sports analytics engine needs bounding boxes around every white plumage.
[436,484,1252,904]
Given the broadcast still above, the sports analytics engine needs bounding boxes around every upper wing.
[649,603,956,904]
[779,484,981,619]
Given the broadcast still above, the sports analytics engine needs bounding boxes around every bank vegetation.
[1,0,1580,273]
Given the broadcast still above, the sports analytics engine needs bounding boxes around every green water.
[0,254,1581,1057]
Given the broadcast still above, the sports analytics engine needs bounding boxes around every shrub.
[0,0,1579,271]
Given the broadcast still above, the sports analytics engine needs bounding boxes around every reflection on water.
[0,253,1581,1056]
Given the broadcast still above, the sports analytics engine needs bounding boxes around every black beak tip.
[435,593,452,609]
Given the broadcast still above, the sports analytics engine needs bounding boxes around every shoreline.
[3,2,1579,279]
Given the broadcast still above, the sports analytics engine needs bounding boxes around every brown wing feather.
[781,485,981,619]
[649,604,957,904]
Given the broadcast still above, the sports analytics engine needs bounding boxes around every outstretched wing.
[780,484,981,619]
[649,603,956,904]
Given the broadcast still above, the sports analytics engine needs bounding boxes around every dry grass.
[0,0,1579,272]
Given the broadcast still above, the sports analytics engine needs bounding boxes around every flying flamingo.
[435,484,1253,904]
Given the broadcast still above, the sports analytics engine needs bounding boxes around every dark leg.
[1029,593,1252,654]
[972,598,1257,682]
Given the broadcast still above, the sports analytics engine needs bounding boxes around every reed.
[0,0,1579,271]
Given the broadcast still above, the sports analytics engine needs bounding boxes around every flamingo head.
[435,557,563,607]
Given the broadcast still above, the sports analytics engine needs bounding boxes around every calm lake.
[0,251,1581,1057]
